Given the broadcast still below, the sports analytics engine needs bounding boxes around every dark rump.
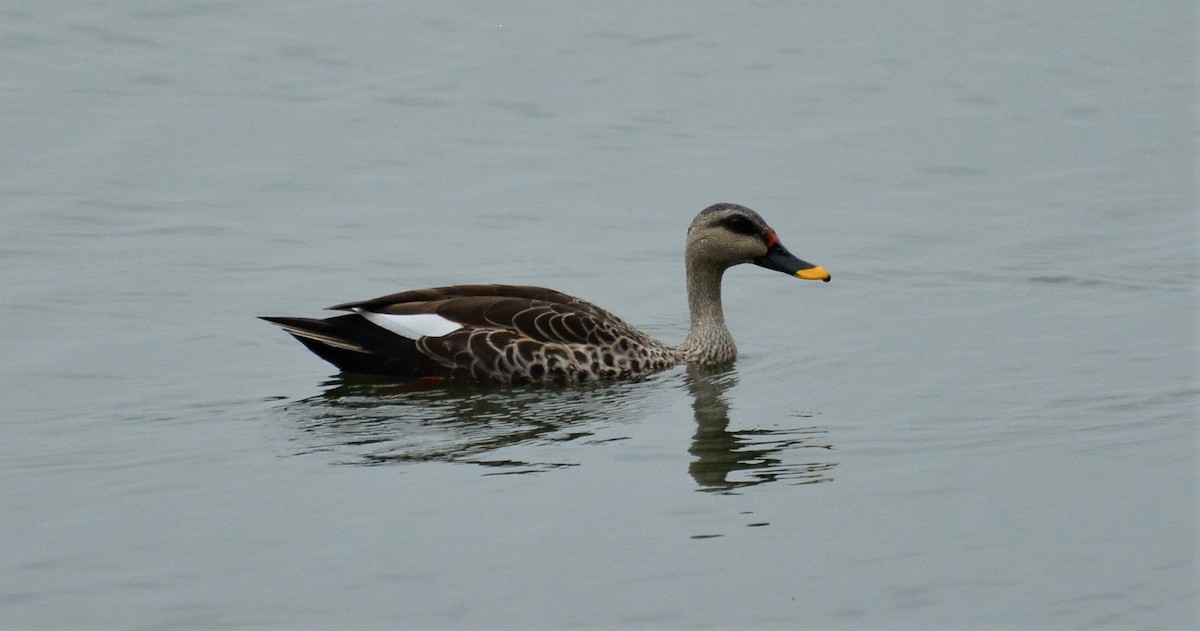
[259,314,447,377]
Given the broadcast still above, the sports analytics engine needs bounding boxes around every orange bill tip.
[795,266,831,282]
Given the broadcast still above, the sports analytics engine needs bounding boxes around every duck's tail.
[259,314,435,376]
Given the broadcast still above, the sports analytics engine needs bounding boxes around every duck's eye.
[721,215,758,236]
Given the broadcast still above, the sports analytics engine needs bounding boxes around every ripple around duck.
[675,366,838,493]
[688,421,835,493]
[279,375,668,472]
[277,366,839,490]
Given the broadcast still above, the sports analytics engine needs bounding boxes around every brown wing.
[330,284,585,313]
[330,284,654,348]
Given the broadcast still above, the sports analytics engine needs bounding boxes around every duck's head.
[686,203,831,282]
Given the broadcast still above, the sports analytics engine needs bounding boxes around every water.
[2,1,1195,628]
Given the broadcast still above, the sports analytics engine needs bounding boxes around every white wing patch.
[355,309,463,340]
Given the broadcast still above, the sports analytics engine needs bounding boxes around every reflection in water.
[281,375,658,473]
[684,366,835,493]
[280,369,836,489]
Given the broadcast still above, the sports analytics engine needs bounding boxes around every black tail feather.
[259,314,445,377]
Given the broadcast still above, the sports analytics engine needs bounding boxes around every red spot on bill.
[763,229,780,248]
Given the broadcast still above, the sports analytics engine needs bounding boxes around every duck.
[260,203,830,383]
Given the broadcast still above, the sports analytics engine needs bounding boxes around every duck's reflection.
[684,366,835,492]
[280,369,836,489]
[282,376,653,473]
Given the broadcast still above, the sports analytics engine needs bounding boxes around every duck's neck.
[678,257,737,365]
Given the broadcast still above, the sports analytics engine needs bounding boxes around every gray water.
[2,2,1195,629]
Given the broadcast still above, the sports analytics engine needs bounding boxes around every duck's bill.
[754,244,831,282]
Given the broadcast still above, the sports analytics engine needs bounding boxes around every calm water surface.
[2,1,1195,628]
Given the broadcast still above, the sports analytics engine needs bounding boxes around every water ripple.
[280,376,665,471]
[277,366,839,491]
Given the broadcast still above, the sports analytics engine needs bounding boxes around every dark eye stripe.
[719,215,760,237]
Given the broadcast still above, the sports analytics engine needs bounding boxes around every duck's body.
[263,283,684,383]
[261,203,829,383]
